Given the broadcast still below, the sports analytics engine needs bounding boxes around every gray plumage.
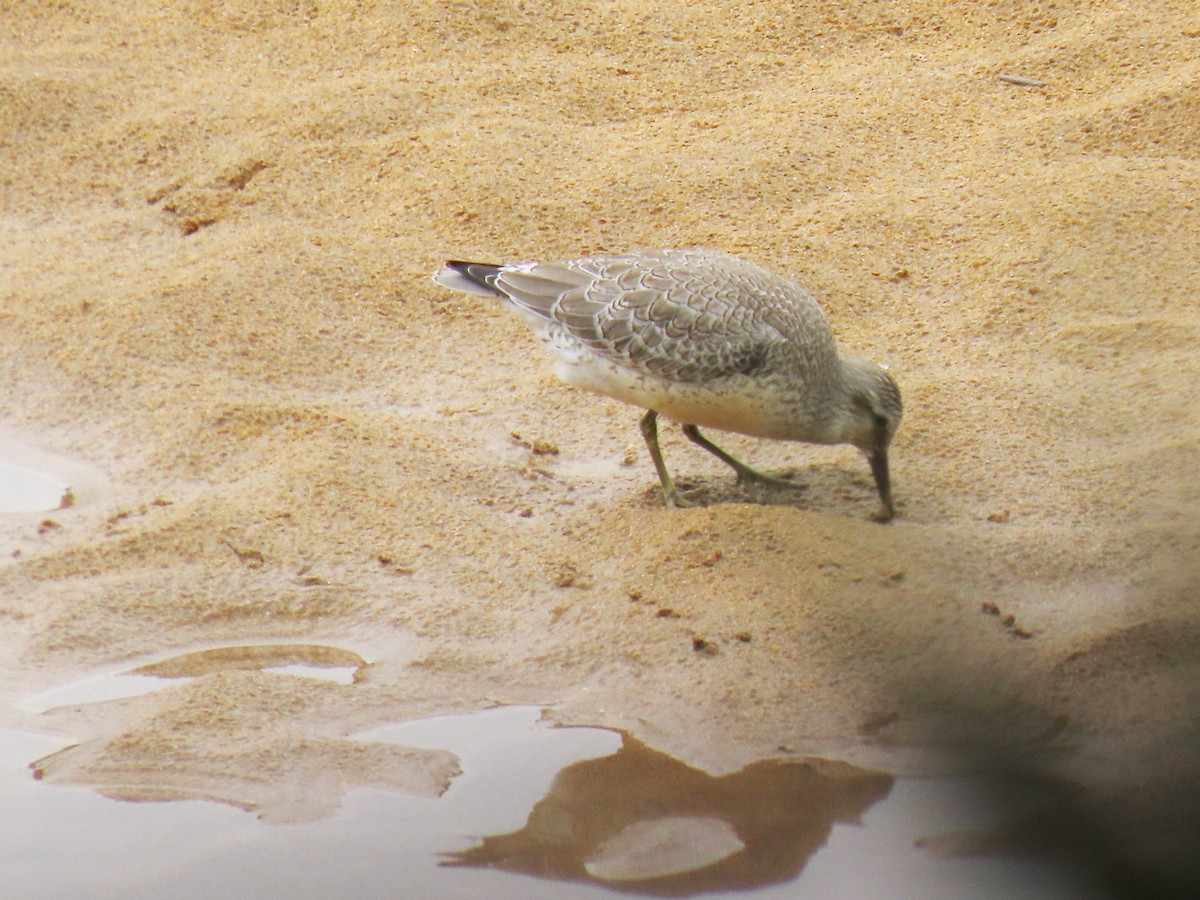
[433,249,902,519]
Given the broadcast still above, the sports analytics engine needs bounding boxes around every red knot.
[434,249,902,520]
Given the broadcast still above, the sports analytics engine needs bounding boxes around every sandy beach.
[3,1,1199,892]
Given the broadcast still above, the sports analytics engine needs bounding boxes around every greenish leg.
[639,410,692,508]
[681,424,804,490]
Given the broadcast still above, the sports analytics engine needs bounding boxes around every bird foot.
[735,467,806,491]
[662,489,698,509]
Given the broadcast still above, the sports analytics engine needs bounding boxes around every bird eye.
[872,414,888,430]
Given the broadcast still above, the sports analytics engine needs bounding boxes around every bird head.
[837,357,903,521]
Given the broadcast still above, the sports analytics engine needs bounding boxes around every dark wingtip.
[445,260,502,293]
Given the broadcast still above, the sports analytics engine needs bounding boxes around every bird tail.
[432,260,504,297]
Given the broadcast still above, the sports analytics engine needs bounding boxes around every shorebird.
[433,249,902,521]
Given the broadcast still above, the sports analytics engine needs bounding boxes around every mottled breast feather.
[492,249,837,385]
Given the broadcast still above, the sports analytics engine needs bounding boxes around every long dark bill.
[868,450,894,523]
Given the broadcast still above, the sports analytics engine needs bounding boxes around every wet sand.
[2,0,1199,889]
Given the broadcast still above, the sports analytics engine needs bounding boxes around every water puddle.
[18,643,368,714]
[0,459,72,513]
[434,721,893,895]
[2,699,1111,898]
[130,643,367,682]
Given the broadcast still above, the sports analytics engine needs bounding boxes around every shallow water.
[0,459,70,514]
[17,643,367,714]
[2,702,1108,899]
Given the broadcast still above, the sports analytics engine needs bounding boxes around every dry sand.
[2,0,1199,884]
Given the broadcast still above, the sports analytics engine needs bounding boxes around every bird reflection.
[443,732,893,896]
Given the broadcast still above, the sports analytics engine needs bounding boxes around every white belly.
[554,355,805,441]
